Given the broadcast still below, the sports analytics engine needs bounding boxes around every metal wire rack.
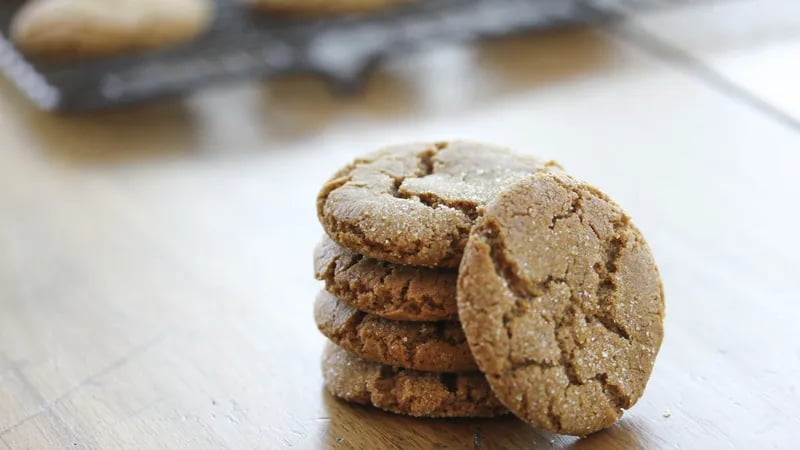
[0,0,712,111]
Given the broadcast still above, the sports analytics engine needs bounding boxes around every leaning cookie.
[457,172,665,436]
[323,343,508,418]
[317,141,560,268]
[314,236,458,321]
[10,0,212,60]
[246,0,408,15]
[314,291,477,372]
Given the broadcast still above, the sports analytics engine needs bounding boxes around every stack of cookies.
[313,141,665,435]
[313,141,553,418]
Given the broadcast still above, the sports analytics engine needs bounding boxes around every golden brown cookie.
[317,141,559,268]
[247,0,408,15]
[314,236,458,321]
[457,173,664,436]
[314,291,477,372]
[10,0,212,60]
[322,343,508,418]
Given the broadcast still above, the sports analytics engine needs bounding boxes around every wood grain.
[1,2,798,448]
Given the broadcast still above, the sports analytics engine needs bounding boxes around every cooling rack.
[0,0,709,110]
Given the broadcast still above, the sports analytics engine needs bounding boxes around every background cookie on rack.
[10,0,212,60]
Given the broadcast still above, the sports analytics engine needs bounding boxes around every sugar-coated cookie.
[314,236,458,321]
[322,343,507,418]
[11,0,212,59]
[315,291,477,372]
[458,172,664,436]
[317,141,560,268]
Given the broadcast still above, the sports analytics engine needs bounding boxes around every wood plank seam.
[0,332,167,442]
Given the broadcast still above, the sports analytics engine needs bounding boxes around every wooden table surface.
[1,1,799,448]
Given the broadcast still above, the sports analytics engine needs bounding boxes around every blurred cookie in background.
[10,0,213,60]
[246,0,410,16]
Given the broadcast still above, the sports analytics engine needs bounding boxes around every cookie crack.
[319,252,368,300]
[334,310,369,345]
[553,306,583,388]
[547,397,564,432]
[389,174,402,197]
[412,194,481,220]
[549,191,581,230]
[482,181,627,392]
[334,253,364,278]
[480,219,578,383]
[551,193,634,410]
[585,220,603,242]
[419,145,439,175]
[595,373,629,410]
[320,172,352,196]
[317,254,340,283]
[507,358,560,372]
[590,226,631,342]
[431,323,469,347]
[480,219,535,300]
[548,176,632,343]
[393,144,481,221]
[398,277,412,305]
[439,373,459,394]
[603,235,624,275]
[591,315,630,342]
[402,334,415,370]
[382,144,440,201]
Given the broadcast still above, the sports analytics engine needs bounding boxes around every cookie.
[314,236,458,321]
[317,141,560,268]
[322,343,508,418]
[247,0,408,15]
[314,291,477,372]
[10,0,212,60]
[457,173,664,436]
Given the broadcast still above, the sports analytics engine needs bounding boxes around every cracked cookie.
[317,141,560,268]
[11,0,212,60]
[457,172,664,436]
[314,235,458,321]
[323,343,508,418]
[314,291,478,372]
